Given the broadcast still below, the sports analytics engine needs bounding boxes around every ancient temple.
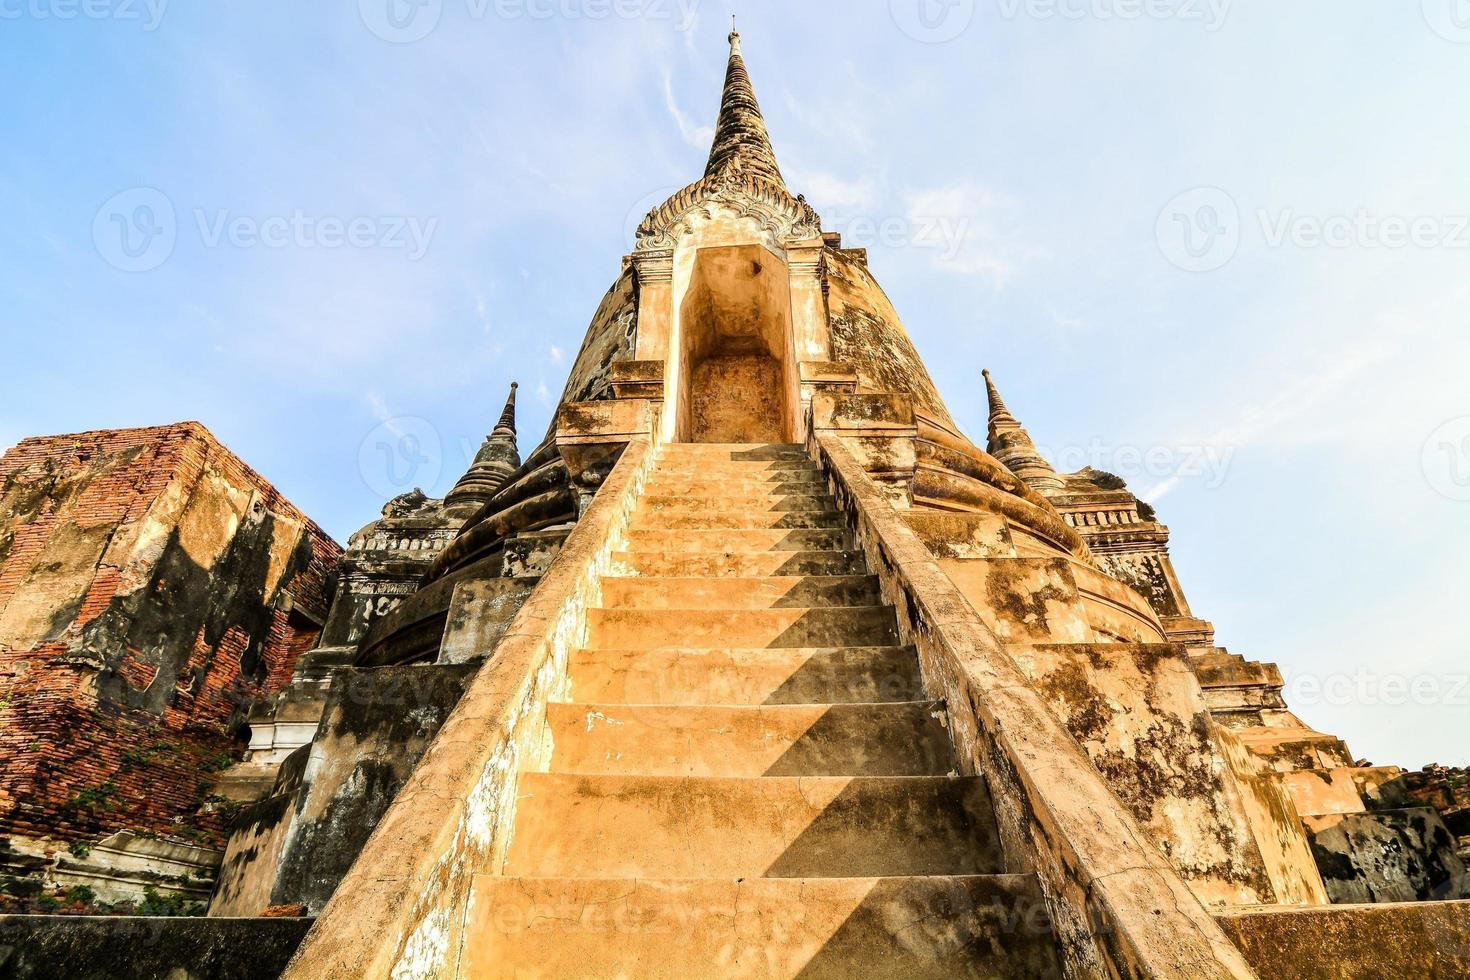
[6,30,1470,980]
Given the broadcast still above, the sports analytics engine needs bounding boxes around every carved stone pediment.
[634,171,822,253]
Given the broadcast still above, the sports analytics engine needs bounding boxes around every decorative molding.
[634,172,822,253]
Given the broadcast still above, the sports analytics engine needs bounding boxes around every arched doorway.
[676,245,798,443]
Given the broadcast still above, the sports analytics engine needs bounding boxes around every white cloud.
[1141,340,1393,502]
[663,70,715,150]
[787,170,877,210]
[904,181,1049,288]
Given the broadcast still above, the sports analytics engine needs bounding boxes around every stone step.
[641,492,835,513]
[567,646,925,705]
[651,468,823,486]
[505,774,1002,878]
[654,454,819,470]
[660,442,809,459]
[600,576,880,611]
[641,496,837,516]
[1235,726,1356,772]
[546,702,955,777]
[612,550,864,578]
[463,874,1063,979]
[632,508,846,531]
[646,473,827,493]
[625,528,847,554]
[587,606,898,650]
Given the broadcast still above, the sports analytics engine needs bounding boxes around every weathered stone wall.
[810,434,1256,979]
[1218,900,1470,979]
[556,267,638,421]
[245,664,474,915]
[0,913,312,980]
[0,423,340,906]
[1011,643,1279,907]
[823,247,954,427]
[281,439,655,979]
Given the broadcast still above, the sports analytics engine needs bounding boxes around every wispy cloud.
[788,169,877,211]
[905,181,1048,288]
[1141,340,1394,502]
[663,70,714,150]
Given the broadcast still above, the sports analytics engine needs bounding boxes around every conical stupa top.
[983,369,1020,431]
[704,30,786,188]
[445,382,522,511]
[492,381,518,439]
[982,370,1062,492]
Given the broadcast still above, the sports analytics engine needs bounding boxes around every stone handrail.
[281,438,655,979]
[812,433,1257,980]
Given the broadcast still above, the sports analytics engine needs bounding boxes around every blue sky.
[3,1,1468,766]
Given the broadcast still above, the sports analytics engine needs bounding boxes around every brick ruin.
[4,29,1470,980]
[0,423,339,914]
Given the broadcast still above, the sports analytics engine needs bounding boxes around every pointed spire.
[704,28,786,188]
[983,369,1019,431]
[492,380,518,438]
[445,382,522,512]
[982,369,1063,493]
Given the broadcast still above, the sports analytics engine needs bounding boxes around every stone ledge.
[1217,900,1470,979]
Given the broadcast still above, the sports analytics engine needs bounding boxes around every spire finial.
[982,369,1062,493]
[705,25,784,188]
[445,380,522,511]
[983,369,1018,428]
[493,381,518,437]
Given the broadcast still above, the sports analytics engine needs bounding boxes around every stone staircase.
[466,443,1063,978]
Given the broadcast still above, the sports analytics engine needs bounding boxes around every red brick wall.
[0,423,340,848]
